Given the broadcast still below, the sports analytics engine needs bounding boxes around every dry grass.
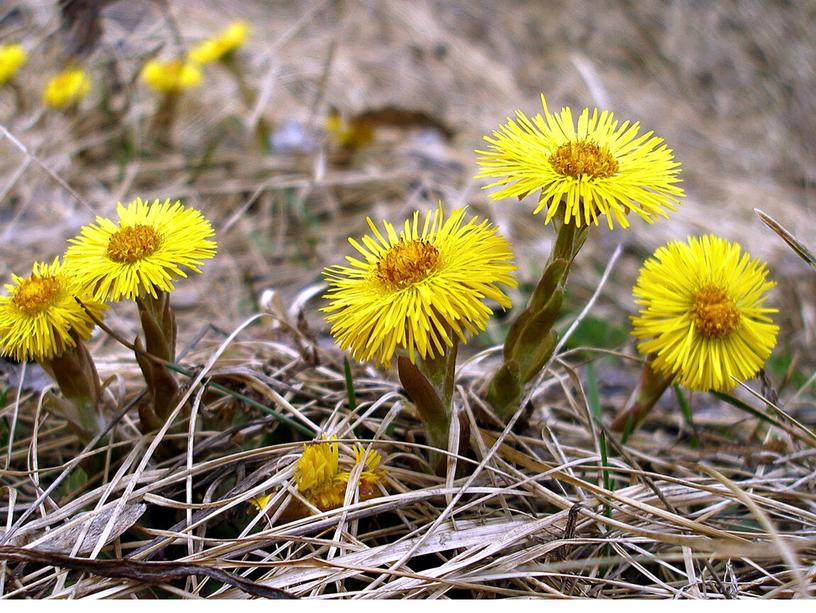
[1,0,815,600]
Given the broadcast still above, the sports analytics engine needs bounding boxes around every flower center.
[548,141,619,179]
[693,285,740,338]
[106,224,161,263]
[376,240,440,288]
[13,275,61,315]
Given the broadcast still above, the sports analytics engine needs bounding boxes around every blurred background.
[1,0,813,383]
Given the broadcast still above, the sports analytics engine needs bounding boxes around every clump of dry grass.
[2,319,815,598]
[1,0,814,600]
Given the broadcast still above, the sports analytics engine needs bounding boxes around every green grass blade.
[344,356,357,413]
[673,385,698,448]
[586,363,612,517]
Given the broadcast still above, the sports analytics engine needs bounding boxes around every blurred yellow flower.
[188,20,249,65]
[0,258,106,362]
[324,108,374,149]
[323,205,517,366]
[477,94,683,229]
[43,67,91,109]
[0,43,26,85]
[140,59,202,94]
[63,197,217,302]
[631,235,778,392]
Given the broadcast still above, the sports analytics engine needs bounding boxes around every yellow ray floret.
[476,94,683,229]
[63,197,217,302]
[0,43,27,86]
[43,67,91,109]
[188,20,249,65]
[0,258,106,362]
[140,59,202,94]
[323,205,517,366]
[293,437,386,513]
[631,235,778,392]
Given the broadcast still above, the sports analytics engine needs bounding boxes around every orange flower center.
[13,275,60,315]
[106,224,161,263]
[376,240,440,288]
[549,141,619,179]
[693,285,740,338]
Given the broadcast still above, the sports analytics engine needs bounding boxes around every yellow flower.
[476,94,683,229]
[631,235,779,392]
[0,258,106,362]
[324,108,374,149]
[0,43,26,86]
[248,493,273,512]
[323,205,517,366]
[140,59,202,94]
[188,20,249,65]
[293,437,387,513]
[295,436,347,511]
[43,67,91,109]
[352,445,384,500]
[63,197,217,302]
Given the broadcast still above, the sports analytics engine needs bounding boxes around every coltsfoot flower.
[294,437,385,513]
[63,198,217,302]
[140,59,202,94]
[0,258,106,362]
[352,444,385,500]
[477,95,683,229]
[0,43,26,86]
[631,235,779,392]
[188,21,249,65]
[43,67,91,109]
[323,205,517,366]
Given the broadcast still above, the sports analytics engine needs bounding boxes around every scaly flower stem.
[9,80,26,113]
[611,358,673,441]
[39,334,104,444]
[135,290,182,428]
[147,92,178,150]
[397,340,458,472]
[486,216,588,421]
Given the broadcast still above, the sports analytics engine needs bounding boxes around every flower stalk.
[147,91,179,150]
[134,290,182,428]
[610,358,673,439]
[397,339,458,468]
[39,332,104,443]
[486,214,587,420]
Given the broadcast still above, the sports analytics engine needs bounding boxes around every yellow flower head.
[323,205,517,366]
[352,445,384,500]
[293,437,387,513]
[476,94,683,229]
[188,20,249,65]
[63,198,217,302]
[0,43,27,86]
[0,258,106,362]
[43,67,91,110]
[631,235,779,392]
[140,59,202,94]
[295,436,346,511]
[324,108,375,149]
